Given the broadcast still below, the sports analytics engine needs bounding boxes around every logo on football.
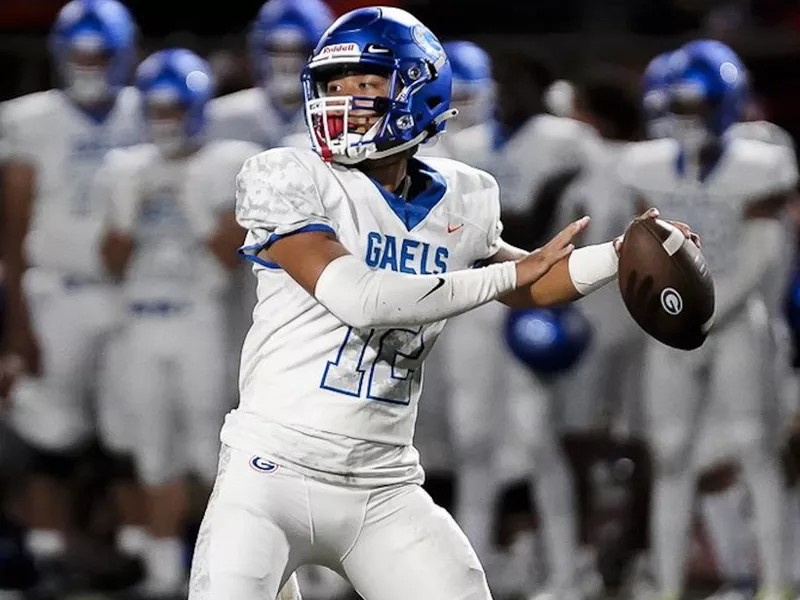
[660,287,683,315]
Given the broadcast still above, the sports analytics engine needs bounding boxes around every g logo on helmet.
[660,287,683,315]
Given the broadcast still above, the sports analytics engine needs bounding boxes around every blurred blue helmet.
[135,49,214,155]
[504,305,593,376]
[641,51,674,139]
[49,0,137,106]
[443,41,494,131]
[302,7,454,164]
[666,40,748,149]
[250,0,334,112]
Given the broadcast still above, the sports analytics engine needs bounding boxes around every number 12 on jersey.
[320,325,431,405]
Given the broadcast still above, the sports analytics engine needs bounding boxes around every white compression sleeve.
[567,241,619,295]
[314,254,517,329]
[712,218,786,328]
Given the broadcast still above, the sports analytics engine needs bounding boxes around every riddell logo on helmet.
[320,43,359,56]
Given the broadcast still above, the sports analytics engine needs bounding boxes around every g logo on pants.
[250,456,278,473]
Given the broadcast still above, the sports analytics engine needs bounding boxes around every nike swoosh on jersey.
[417,277,445,302]
[447,223,464,233]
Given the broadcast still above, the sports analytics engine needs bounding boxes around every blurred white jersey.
[208,87,306,149]
[727,120,796,149]
[101,140,261,304]
[448,114,592,213]
[223,147,503,487]
[561,134,638,338]
[0,88,142,280]
[618,137,797,278]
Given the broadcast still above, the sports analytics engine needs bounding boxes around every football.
[617,218,715,350]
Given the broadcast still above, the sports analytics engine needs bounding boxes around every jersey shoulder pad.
[1,90,63,126]
[617,138,677,188]
[1,90,64,158]
[727,120,795,149]
[209,88,260,122]
[235,146,334,249]
[444,121,492,162]
[726,137,798,197]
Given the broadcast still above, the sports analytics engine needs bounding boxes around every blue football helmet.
[443,41,493,131]
[504,305,593,376]
[302,7,455,164]
[49,0,137,106]
[665,40,748,152]
[250,0,334,113]
[135,49,214,156]
[641,51,674,139]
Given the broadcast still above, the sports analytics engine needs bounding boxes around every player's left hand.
[613,208,701,254]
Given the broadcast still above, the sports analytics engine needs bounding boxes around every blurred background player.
[417,40,494,160]
[618,40,798,600]
[0,0,146,589]
[550,66,651,596]
[696,71,800,600]
[97,48,261,598]
[412,36,495,552]
[208,0,334,148]
[499,66,646,600]
[428,50,595,598]
[640,51,676,141]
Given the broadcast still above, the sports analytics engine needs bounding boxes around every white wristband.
[567,241,619,295]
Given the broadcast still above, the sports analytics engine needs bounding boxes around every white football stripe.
[701,311,715,334]
[661,222,684,256]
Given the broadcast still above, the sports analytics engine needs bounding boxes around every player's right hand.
[514,216,590,287]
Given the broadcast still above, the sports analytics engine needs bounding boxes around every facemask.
[672,115,710,155]
[149,120,186,157]
[65,65,110,105]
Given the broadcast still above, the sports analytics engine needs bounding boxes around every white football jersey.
[0,88,143,278]
[447,114,593,214]
[726,120,796,149]
[101,140,261,304]
[618,137,798,277]
[222,147,504,486]
[208,87,306,149]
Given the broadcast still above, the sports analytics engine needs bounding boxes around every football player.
[187,8,694,600]
[97,49,262,597]
[208,0,334,148]
[0,0,145,577]
[619,41,798,600]
[438,51,595,595]
[641,51,676,140]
